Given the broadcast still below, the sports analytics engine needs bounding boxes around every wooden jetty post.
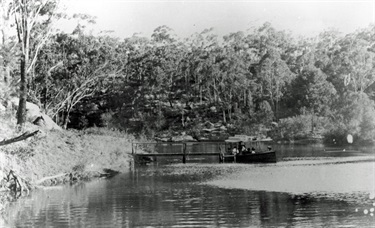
[182,143,187,164]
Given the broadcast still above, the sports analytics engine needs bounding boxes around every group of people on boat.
[231,145,255,155]
[229,142,272,155]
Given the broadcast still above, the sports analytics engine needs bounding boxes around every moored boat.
[235,151,276,163]
[222,136,277,163]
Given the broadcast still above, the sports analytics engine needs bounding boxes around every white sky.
[59,0,375,38]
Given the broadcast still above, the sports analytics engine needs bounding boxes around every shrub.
[326,92,375,145]
[274,114,329,140]
[323,122,349,145]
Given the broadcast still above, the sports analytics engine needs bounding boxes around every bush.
[323,122,349,145]
[327,92,375,145]
[274,114,329,140]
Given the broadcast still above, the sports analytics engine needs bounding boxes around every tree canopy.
[1,0,374,143]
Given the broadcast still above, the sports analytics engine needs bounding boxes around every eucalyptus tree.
[219,31,253,122]
[313,27,375,142]
[314,29,347,95]
[150,25,185,108]
[184,28,220,105]
[337,30,375,94]
[12,0,60,128]
[0,0,17,86]
[287,38,337,116]
[246,22,295,120]
[34,30,123,129]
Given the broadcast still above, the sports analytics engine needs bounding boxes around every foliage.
[11,0,61,127]
[275,115,330,140]
[34,32,123,128]
[1,8,375,142]
[328,92,375,144]
[323,122,350,145]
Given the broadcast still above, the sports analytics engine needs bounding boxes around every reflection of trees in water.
[5,169,371,227]
[257,191,355,227]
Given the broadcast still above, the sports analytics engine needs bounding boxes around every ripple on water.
[3,155,375,228]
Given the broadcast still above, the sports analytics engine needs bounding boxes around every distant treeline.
[2,9,375,142]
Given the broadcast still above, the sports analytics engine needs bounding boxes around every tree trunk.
[243,90,246,107]
[181,110,185,127]
[213,80,217,102]
[17,55,28,128]
[275,98,279,121]
[234,102,238,113]
[311,111,314,133]
[63,110,72,129]
[63,112,69,129]
[63,106,72,129]
[222,109,226,123]
[228,105,232,121]
[199,86,202,104]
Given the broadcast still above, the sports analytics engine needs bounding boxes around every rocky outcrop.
[171,134,195,142]
[194,121,229,141]
[154,121,230,142]
[8,97,61,131]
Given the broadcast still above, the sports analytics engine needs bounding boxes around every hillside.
[0,101,138,211]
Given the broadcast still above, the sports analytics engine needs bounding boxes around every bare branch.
[0,130,40,146]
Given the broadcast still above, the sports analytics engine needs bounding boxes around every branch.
[14,14,23,47]
[27,32,51,73]
[48,61,64,73]
[28,1,45,28]
[0,130,40,146]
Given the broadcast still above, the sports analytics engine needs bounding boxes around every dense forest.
[1,0,375,144]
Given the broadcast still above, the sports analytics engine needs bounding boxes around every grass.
[0,112,138,189]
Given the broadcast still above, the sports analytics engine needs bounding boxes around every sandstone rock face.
[171,135,195,142]
[9,97,61,131]
[33,114,62,131]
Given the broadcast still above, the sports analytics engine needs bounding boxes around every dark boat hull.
[235,151,277,163]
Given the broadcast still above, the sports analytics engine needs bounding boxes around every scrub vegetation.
[0,111,137,211]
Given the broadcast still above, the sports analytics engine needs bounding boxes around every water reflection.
[2,163,374,227]
[2,143,375,227]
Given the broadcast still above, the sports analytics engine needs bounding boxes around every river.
[2,143,375,227]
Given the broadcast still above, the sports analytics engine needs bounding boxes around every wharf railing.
[132,142,229,163]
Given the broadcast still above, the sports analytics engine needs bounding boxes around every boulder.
[171,135,195,142]
[33,114,62,131]
[10,97,61,131]
[154,137,171,142]
[10,97,40,122]
[219,125,227,131]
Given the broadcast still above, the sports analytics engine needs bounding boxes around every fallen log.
[35,173,68,185]
[0,130,40,146]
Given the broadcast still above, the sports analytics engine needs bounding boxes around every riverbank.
[0,122,138,203]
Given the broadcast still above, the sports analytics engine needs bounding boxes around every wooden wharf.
[132,142,232,164]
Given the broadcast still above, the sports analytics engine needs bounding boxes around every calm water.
[2,143,375,227]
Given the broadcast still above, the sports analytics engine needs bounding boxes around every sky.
[59,0,375,39]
